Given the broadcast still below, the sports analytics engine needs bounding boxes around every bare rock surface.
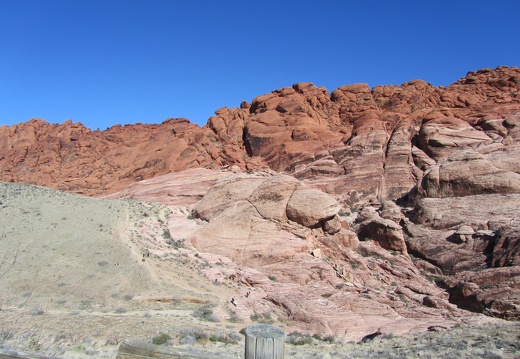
[108,169,495,341]
[419,150,520,198]
[2,66,520,354]
[286,186,341,227]
[404,193,520,319]
[1,66,518,205]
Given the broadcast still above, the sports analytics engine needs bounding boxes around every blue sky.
[0,0,518,129]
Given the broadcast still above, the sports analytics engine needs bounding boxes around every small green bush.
[162,229,171,239]
[152,333,171,345]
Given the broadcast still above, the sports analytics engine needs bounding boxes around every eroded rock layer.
[2,66,520,329]
[0,66,517,201]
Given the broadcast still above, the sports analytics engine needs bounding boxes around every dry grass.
[283,321,520,359]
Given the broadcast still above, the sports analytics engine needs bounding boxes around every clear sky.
[0,0,518,129]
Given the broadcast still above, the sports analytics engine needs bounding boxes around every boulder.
[248,175,300,222]
[420,150,520,198]
[286,186,341,227]
[380,200,405,224]
[192,176,264,220]
[333,230,360,251]
[418,117,492,160]
[323,214,342,234]
[453,225,475,244]
[443,266,520,320]
[492,227,520,267]
[356,207,408,254]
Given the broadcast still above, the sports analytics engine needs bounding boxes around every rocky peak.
[1,66,519,202]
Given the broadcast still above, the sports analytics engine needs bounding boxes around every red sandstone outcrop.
[0,118,262,195]
[107,168,469,339]
[1,66,518,202]
[2,66,520,325]
[403,193,520,319]
[182,171,468,338]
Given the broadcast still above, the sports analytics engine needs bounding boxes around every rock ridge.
[0,66,518,200]
[2,65,520,326]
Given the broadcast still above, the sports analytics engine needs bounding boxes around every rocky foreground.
[1,66,520,348]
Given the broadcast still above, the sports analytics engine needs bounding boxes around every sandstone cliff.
[1,66,518,200]
[2,66,520,328]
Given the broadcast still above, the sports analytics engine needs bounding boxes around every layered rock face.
[0,118,246,195]
[1,66,518,201]
[111,169,466,340]
[2,66,520,327]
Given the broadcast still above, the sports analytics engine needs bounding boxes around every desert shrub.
[322,335,335,343]
[162,229,171,240]
[79,299,94,309]
[250,311,273,323]
[229,310,242,323]
[30,308,45,315]
[209,334,218,342]
[312,333,335,343]
[229,332,242,342]
[179,335,195,345]
[28,337,42,350]
[250,313,262,321]
[170,296,182,306]
[209,331,241,344]
[180,327,210,343]
[193,304,221,322]
[166,238,184,248]
[152,332,171,345]
[286,332,314,345]
[0,328,14,340]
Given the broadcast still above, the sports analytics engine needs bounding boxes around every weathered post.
[245,324,285,359]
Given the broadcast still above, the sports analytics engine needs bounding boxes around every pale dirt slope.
[0,182,242,358]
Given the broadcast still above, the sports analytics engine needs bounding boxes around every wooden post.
[245,324,285,359]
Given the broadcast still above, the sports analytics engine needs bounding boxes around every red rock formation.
[2,65,520,323]
[0,118,252,195]
[2,66,519,201]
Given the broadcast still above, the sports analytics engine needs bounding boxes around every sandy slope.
[0,182,242,358]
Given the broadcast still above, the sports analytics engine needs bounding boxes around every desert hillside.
[1,181,519,358]
[1,66,520,357]
[0,181,252,357]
